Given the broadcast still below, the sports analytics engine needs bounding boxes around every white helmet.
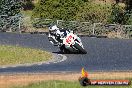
[49,25,59,34]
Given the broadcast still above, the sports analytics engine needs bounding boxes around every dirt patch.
[0,72,132,88]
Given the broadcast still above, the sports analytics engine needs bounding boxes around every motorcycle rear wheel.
[60,45,70,54]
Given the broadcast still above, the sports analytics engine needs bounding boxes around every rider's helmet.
[49,25,59,35]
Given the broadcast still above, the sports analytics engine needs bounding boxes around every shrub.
[76,2,112,23]
[126,12,132,25]
[32,0,86,21]
[108,4,127,24]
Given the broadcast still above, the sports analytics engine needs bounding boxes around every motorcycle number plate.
[66,35,73,44]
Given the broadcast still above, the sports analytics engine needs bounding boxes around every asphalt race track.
[0,32,132,73]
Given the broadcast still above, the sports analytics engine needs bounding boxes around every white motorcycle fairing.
[63,32,86,53]
[48,28,87,54]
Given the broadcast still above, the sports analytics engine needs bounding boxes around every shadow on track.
[52,51,87,54]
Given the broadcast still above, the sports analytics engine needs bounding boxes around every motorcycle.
[48,29,87,54]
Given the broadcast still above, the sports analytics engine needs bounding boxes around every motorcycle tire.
[74,43,87,54]
[60,45,70,54]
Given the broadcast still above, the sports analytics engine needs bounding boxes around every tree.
[0,0,22,31]
[0,0,22,16]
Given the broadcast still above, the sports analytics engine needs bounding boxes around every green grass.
[12,80,131,88]
[0,45,52,66]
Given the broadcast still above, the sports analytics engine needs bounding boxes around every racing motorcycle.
[48,29,87,54]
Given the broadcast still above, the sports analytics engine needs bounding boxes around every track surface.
[0,32,132,73]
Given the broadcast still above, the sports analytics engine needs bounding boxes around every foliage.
[32,0,132,25]
[0,0,22,16]
[108,4,128,24]
[76,2,112,23]
[22,0,35,10]
[21,10,33,17]
[32,0,88,21]
[126,12,132,25]
[32,18,53,28]
[0,0,22,31]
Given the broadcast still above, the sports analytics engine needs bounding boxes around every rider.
[48,25,68,46]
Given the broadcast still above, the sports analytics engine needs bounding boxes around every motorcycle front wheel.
[73,43,87,54]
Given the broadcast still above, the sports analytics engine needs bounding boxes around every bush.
[32,0,130,25]
[126,12,132,25]
[32,18,53,28]
[32,0,86,21]
[108,4,127,24]
[76,2,112,23]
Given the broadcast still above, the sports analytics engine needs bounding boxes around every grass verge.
[0,72,132,88]
[12,80,131,88]
[0,45,52,66]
